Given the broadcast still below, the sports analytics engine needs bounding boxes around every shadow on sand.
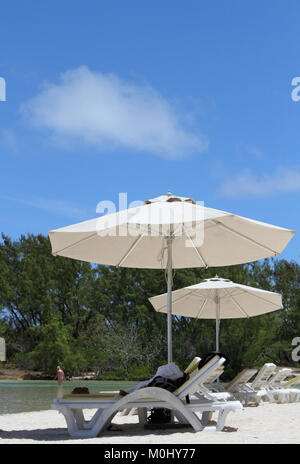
[0,419,238,442]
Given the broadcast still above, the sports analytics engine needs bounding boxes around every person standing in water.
[55,366,65,398]
[56,366,65,385]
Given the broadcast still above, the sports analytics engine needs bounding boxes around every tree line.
[0,233,299,379]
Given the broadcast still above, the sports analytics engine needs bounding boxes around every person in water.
[55,366,65,385]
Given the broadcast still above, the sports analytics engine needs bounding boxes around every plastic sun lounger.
[203,365,224,388]
[182,356,229,403]
[251,363,277,389]
[178,356,229,402]
[284,375,300,402]
[272,373,300,403]
[199,367,257,402]
[230,363,276,406]
[260,368,293,403]
[223,364,277,406]
[192,365,234,403]
[51,355,242,438]
[111,356,222,416]
[224,368,258,393]
[120,356,203,417]
[184,356,201,375]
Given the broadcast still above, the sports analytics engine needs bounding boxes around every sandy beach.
[0,402,300,444]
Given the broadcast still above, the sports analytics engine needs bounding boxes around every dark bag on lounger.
[146,374,188,424]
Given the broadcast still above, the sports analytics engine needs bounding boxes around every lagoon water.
[0,380,138,414]
[4,379,299,416]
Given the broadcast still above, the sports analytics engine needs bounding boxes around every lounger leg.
[242,392,251,407]
[287,390,299,403]
[201,411,213,426]
[276,392,285,403]
[254,393,264,406]
[174,410,190,424]
[59,406,80,437]
[284,391,292,403]
[86,408,106,429]
[262,391,273,402]
[73,409,86,429]
[137,408,148,424]
[215,407,234,431]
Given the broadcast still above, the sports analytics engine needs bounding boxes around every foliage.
[0,233,299,379]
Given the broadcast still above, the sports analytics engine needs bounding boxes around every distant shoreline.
[0,367,47,381]
[0,367,146,382]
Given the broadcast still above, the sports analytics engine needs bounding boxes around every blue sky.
[0,0,299,262]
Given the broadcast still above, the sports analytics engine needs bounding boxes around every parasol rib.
[184,228,208,268]
[210,219,279,255]
[117,234,145,267]
[52,232,97,256]
[242,288,283,308]
[195,289,213,318]
[223,288,250,317]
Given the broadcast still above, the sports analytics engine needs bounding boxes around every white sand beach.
[1,402,300,444]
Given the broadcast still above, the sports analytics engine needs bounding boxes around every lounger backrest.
[251,363,276,389]
[203,366,224,385]
[184,357,201,375]
[225,368,257,392]
[175,355,225,399]
[283,375,300,388]
[268,368,292,387]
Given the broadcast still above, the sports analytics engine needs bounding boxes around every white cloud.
[1,195,88,220]
[22,66,208,158]
[219,167,300,198]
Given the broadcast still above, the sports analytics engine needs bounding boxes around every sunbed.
[198,367,258,404]
[224,363,276,406]
[184,356,201,375]
[224,368,258,396]
[120,355,202,417]
[192,364,232,401]
[51,355,242,438]
[271,373,300,403]
[260,368,292,403]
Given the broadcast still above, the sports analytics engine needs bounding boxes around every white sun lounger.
[191,364,235,409]
[271,373,300,403]
[260,368,293,403]
[120,356,202,417]
[202,365,224,387]
[225,363,276,406]
[196,366,266,406]
[283,375,300,402]
[51,355,242,438]
[225,368,258,395]
[184,356,201,375]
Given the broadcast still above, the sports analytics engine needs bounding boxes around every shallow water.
[2,379,299,415]
[0,380,138,414]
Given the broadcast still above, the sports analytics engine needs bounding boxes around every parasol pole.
[167,234,173,363]
[216,294,220,352]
